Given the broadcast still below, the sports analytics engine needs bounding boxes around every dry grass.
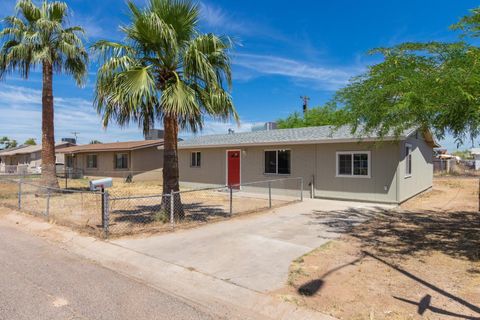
[277,177,480,320]
[0,177,294,237]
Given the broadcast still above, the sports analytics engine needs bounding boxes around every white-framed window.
[336,151,371,178]
[86,154,98,169]
[264,149,291,175]
[191,152,201,168]
[405,144,412,177]
[114,153,128,169]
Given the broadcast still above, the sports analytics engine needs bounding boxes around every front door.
[227,150,241,188]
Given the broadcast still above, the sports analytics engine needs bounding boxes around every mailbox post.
[89,178,113,237]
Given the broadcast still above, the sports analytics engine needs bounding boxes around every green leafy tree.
[93,0,237,218]
[89,140,102,144]
[24,138,36,145]
[277,103,351,129]
[333,8,480,146]
[0,136,17,149]
[0,0,88,187]
[452,150,472,160]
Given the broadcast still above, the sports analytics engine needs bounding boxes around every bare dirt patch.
[0,178,296,238]
[277,177,480,320]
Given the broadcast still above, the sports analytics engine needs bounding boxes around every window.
[191,152,201,167]
[405,144,412,177]
[66,155,74,168]
[86,154,97,169]
[115,153,128,169]
[264,150,291,174]
[336,151,370,178]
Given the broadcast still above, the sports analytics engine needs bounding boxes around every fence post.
[170,191,175,229]
[268,181,272,208]
[300,178,304,202]
[102,191,110,238]
[17,179,22,210]
[229,186,233,216]
[45,189,51,219]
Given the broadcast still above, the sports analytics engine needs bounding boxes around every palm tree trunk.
[162,114,184,220]
[41,61,58,188]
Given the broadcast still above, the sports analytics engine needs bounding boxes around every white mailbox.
[89,178,113,191]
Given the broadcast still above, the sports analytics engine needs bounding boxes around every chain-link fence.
[106,177,304,237]
[0,165,42,176]
[434,159,480,176]
[0,178,105,237]
[0,176,304,238]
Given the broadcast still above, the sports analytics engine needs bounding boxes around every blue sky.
[0,0,477,150]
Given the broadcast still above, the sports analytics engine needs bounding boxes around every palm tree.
[94,0,238,218]
[0,0,88,187]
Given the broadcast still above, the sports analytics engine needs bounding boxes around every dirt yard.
[277,177,480,320]
[0,178,294,237]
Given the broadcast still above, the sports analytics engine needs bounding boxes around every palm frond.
[0,0,88,82]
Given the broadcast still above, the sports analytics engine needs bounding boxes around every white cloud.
[0,84,257,144]
[199,2,250,35]
[233,53,363,91]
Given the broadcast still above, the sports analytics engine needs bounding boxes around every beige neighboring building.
[176,125,439,204]
[0,142,74,173]
[59,140,164,180]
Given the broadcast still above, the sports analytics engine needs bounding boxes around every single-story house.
[0,142,74,173]
[176,125,439,204]
[59,140,164,180]
[469,148,480,170]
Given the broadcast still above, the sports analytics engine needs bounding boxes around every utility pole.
[71,131,80,143]
[300,96,310,114]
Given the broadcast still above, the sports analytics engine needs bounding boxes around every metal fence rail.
[0,178,105,236]
[0,176,304,238]
[106,177,304,237]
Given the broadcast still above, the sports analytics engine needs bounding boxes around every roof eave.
[170,136,405,150]
[59,142,164,154]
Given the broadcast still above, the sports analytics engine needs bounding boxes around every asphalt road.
[0,225,217,320]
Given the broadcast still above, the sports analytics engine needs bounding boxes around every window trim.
[335,151,371,179]
[86,154,98,169]
[114,152,129,170]
[405,143,413,178]
[264,149,292,175]
[190,151,201,168]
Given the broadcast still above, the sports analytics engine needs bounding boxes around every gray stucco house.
[176,125,439,204]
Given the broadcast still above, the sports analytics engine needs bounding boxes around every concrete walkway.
[113,198,394,293]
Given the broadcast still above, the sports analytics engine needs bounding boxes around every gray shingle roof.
[178,125,414,149]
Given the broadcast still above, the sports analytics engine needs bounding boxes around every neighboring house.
[0,142,74,173]
[469,148,480,170]
[59,140,165,180]
[176,125,439,204]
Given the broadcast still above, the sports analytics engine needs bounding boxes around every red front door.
[227,150,241,188]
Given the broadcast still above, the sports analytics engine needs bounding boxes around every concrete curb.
[0,211,337,320]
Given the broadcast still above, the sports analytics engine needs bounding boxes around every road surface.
[0,225,218,320]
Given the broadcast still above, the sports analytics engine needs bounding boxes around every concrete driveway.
[112,199,394,293]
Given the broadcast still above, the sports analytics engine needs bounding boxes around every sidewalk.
[0,209,337,320]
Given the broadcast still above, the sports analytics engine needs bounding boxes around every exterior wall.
[179,143,399,202]
[314,142,399,203]
[178,139,433,204]
[130,147,163,181]
[398,132,434,202]
[72,146,163,180]
[179,148,227,187]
